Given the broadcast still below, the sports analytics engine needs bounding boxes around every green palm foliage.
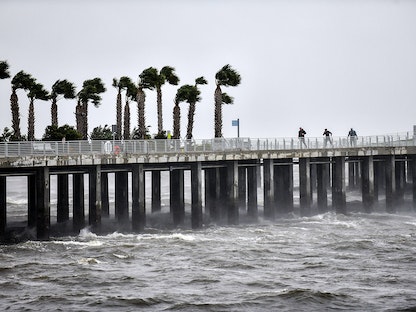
[27,82,49,140]
[187,77,207,139]
[0,61,10,79]
[10,71,36,140]
[77,78,106,139]
[214,65,241,138]
[50,80,76,127]
[139,66,180,136]
[174,76,208,140]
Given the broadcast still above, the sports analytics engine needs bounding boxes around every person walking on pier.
[298,127,307,148]
[323,128,333,147]
[348,128,357,147]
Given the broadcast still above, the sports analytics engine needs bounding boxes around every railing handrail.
[0,132,414,158]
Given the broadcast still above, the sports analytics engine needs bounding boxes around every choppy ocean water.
[1,176,416,311]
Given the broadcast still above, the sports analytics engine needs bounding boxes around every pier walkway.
[1,132,416,241]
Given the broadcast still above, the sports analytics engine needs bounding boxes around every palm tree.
[124,81,137,140]
[112,77,133,140]
[27,82,49,141]
[172,97,181,139]
[214,64,241,138]
[0,61,10,79]
[0,62,11,139]
[139,66,180,136]
[77,78,106,140]
[135,80,146,140]
[173,76,207,140]
[50,80,76,127]
[186,77,207,140]
[174,83,199,139]
[10,71,35,140]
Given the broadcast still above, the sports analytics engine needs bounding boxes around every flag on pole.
[232,119,239,127]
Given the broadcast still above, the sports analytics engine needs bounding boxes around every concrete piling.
[0,153,412,241]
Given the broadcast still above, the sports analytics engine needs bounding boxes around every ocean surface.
[1,175,416,311]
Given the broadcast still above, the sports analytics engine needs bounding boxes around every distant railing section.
[0,132,414,158]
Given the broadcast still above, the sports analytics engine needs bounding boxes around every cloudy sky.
[1,0,416,140]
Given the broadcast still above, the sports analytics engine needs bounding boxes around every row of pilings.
[1,154,416,241]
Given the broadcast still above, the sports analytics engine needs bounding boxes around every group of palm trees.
[0,60,241,141]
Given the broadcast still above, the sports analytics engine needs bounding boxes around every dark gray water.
[2,213,416,311]
[2,177,416,311]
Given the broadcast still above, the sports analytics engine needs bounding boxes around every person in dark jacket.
[298,127,307,148]
[348,128,357,146]
[323,128,333,147]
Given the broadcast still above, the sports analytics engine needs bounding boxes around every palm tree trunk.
[214,85,223,138]
[27,98,35,141]
[81,100,88,140]
[156,87,163,135]
[10,89,21,140]
[51,98,58,127]
[116,90,122,140]
[137,87,146,139]
[76,99,82,134]
[172,102,180,139]
[123,99,130,140]
[186,102,196,140]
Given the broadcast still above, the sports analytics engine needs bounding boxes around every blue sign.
[232,119,239,127]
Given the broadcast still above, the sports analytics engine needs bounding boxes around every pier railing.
[0,132,414,158]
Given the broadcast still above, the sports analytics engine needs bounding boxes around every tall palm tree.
[10,71,35,141]
[75,98,82,135]
[0,61,10,79]
[77,78,106,140]
[50,79,76,127]
[214,64,241,138]
[135,79,146,140]
[27,82,49,141]
[0,62,11,138]
[139,66,180,136]
[112,76,132,140]
[124,81,137,140]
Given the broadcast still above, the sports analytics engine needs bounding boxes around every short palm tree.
[77,78,106,140]
[139,66,180,137]
[10,71,35,140]
[214,65,241,138]
[50,79,76,127]
[27,82,49,141]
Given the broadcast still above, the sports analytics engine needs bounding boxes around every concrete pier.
[1,139,416,242]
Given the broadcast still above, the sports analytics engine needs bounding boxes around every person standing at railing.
[348,128,357,147]
[298,127,307,148]
[323,128,333,147]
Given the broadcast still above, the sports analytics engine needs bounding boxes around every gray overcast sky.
[1,0,416,139]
